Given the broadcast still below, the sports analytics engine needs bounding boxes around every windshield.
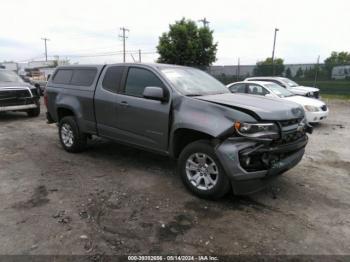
[281,78,299,87]
[0,70,23,83]
[160,67,229,96]
[265,83,294,97]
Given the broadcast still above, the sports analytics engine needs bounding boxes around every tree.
[285,68,292,78]
[157,18,217,68]
[324,51,350,78]
[295,67,303,79]
[253,57,285,76]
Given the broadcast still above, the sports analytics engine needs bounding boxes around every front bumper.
[215,136,308,195]
[305,110,329,123]
[0,103,38,112]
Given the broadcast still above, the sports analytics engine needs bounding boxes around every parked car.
[227,81,329,123]
[0,69,41,117]
[46,64,312,199]
[245,76,320,98]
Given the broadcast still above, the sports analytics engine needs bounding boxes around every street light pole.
[271,28,279,75]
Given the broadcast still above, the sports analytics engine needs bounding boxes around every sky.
[0,0,349,65]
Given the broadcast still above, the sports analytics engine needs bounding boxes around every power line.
[119,27,129,63]
[41,37,50,62]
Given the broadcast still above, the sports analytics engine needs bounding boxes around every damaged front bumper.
[215,136,308,195]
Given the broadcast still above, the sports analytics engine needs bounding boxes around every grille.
[278,118,302,127]
[0,89,32,107]
[275,118,306,145]
[321,105,327,111]
[281,131,305,144]
[0,89,31,99]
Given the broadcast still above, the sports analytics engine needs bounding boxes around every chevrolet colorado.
[46,63,311,199]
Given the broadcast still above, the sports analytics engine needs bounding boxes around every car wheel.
[27,102,40,117]
[59,116,87,153]
[178,140,231,199]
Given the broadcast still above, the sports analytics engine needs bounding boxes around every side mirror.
[143,86,166,102]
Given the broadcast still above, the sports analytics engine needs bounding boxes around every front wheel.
[58,116,87,153]
[178,140,231,199]
[27,102,40,117]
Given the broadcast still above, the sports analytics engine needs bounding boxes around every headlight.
[234,122,279,139]
[306,92,314,97]
[304,105,319,112]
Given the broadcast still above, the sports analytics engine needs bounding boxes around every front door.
[115,66,171,153]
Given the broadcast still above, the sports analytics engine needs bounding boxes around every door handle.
[120,101,129,107]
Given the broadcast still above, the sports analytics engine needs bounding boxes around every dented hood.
[196,93,304,120]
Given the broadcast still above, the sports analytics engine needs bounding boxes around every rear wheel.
[178,140,230,199]
[59,116,87,153]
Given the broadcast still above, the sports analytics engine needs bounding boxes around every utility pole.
[41,37,50,62]
[138,49,141,63]
[314,55,320,87]
[271,28,279,75]
[198,17,210,27]
[119,27,129,63]
[237,57,240,81]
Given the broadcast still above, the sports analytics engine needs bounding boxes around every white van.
[332,65,350,80]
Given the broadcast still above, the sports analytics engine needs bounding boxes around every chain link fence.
[208,63,350,96]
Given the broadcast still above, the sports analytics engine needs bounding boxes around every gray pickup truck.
[45,63,311,199]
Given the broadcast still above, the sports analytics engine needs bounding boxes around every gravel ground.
[0,99,349,258]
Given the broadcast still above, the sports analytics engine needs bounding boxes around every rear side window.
[247,84,267,95]
[229,83,246,93]
[102,66,125,92]
[52,69,73,84]
[71,69,97,86]
[124,67,163,97]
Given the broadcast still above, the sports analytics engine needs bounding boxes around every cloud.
[0,0,349,64]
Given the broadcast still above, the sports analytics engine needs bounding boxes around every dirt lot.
[0,99,349,258]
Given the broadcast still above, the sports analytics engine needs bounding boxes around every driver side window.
[124,67,164,98]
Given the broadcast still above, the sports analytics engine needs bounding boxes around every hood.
[291,85,319,93]
[0,81,33,90]
[283,95,325,107]
[196,93,304,120]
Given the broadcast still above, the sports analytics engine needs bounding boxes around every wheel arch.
[170,128,216,159]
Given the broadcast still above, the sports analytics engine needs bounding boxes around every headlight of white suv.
[234,122,279,139]
[304,105,320,112]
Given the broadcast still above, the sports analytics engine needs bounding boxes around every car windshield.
[281,78,299,87]
[0,70,23,83]
[265,83,294,97]
[160,67,229,96]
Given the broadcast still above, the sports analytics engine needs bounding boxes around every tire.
[178,140,231,199]
[27,102,40,117]
[58,116,87,153]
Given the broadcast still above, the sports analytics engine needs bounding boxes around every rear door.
[115,66,171,153]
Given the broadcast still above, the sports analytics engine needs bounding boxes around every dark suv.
[46,63,311,199]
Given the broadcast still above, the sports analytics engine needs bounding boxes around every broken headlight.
[234,122,279,139]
